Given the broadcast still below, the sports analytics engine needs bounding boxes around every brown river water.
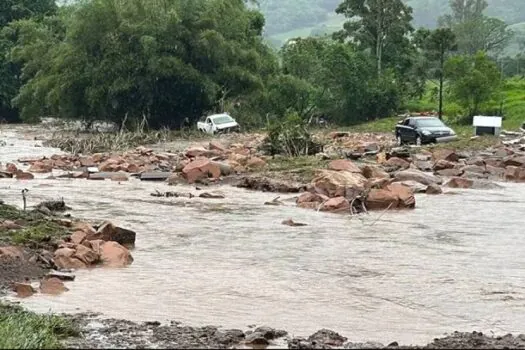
[2,126,525,344]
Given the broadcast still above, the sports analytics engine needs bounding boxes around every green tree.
[422,28,457,119]
[10,0,277,127]
[445,51,501,118]
[0,0,56,121]
[440,0,513,55]
[334,0,414,76]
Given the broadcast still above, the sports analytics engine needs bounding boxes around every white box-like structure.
[472,116,502,136]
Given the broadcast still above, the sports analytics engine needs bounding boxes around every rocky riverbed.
[2,124,525,348]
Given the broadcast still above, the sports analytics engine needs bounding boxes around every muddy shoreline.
[2,124,525,348]
[54,312,525,349]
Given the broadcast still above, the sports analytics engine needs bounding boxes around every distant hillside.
[260,0,525,47]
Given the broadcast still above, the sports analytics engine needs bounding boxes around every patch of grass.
[266,155,329,182]
[0,303,79,349]
[0,204,68,246]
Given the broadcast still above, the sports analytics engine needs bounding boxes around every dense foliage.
[0,0,521,128]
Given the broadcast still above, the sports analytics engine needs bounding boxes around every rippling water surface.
[2,126,525,344]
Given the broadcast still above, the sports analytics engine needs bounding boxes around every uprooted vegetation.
[260,113,324,157]
[0,303,79,349]
[43,122,206,154]
[0,204,68,247]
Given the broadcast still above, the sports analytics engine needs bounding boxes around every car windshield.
[415,118,446,128]
[212,115,235,125]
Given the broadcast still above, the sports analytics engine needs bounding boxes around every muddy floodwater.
[2,126,525,345]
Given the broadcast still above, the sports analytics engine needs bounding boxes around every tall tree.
[334,0,413,76]
[440,0,513,55]
[422,28,457,119]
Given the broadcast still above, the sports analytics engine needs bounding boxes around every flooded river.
[2,126,525,345]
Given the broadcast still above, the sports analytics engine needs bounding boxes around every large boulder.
[360,165,390,179]
[433,159,456,171]
[74,244,100,265]
[53,247,89,269]
[385,157,410,170]
[365,183,415,210]
[394,169,442,186]
[14,283,35,298]
[328,159,361,173]
[100,242,133,267]
[312,170,367,198]
[320,197,350,213]
[182,158,221,184]
[95,222,136,247]
[40,277,69,295]
[433,149,459,162]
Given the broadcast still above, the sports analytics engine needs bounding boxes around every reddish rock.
[321,197,350,213]
[70,231,87,245]
[504,166,520,181]
[297,202,320,210]
[126,163,140,173]
[385,157,410,169]
[89,239,105,255]
[433,159,456,171]
[445,177,474,189]
[361,165,390,179]
[6,163,18,173]
[366,189,399,210]
[40,277,69,295]
[328,159,361,173]
[426,183,443,195]
[79,156,96,167]
[312,170,367,198]
[182,159,221,184]
[1,220,23,230]
[73,222,97,236]
[185,147,208,158]
[14,283,35,298]
[0,246,24,259]
[246,157,267,169]
[54,255,87,270]
[74,244,99,265]
[28,161,53,173]
[387,183,416,208]
[433,149,459,162]
[366,183,415,210]
[100,241,133,267]
[15,171,34,180]
[209,141,226,152]
[296,192,324,204]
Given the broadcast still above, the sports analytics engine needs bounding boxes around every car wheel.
[396,135,403,146]
[415,136,422,146]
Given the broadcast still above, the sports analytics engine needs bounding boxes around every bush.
[260,112,323,156]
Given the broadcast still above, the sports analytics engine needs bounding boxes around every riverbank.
[1,123,525,348]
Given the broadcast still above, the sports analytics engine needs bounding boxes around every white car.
[197,113,240,135]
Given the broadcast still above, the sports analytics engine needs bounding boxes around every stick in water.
[21,188,29,211]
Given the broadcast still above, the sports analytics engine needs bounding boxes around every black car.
[395,116,458,146]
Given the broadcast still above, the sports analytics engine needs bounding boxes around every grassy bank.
[0,204,68,246]
[0,303,78,349]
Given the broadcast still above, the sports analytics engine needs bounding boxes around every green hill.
[260,0,525,47]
